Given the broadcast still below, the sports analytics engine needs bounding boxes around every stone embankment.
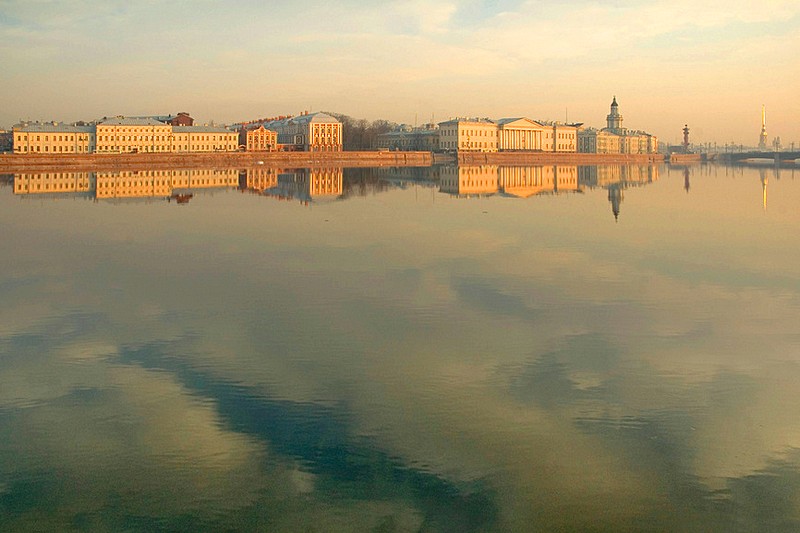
[0,151,443,172]
[0,150,663,172]
[456,152,664,165]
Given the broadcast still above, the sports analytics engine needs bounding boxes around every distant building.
[245,112,342,152]
[496,118,545,151]
[374,123,439,151]
[238,125,278,151]
[171,125,238,153]
[577,97,657,154]
[95,117,172,153]
[541,122,579,153]
[169,112,194,126]
[380,116,577,153]
[758,105,768,151]
[0,129,12,152]
[12,122,95,154]
[437,118,498,152]
[13,115,237,154]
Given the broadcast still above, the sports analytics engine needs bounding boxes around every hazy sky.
[1,0,798,145]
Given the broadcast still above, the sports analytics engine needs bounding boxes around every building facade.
[577,97,658,154]
[250,112,342,152]
[239,125,278,151]
[13,116,237,154]
[374,124,439,151]
[12,123,95,154]
[437,119,498,152]
[496,118,545,151]
[540,123,578,153]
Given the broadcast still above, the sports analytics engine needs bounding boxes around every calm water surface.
[1,163,799,532]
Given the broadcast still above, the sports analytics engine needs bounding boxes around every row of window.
[17,134,89,142]
[16,145,88,153]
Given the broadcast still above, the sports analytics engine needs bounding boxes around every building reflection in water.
[13,169,239,203]
[239,167,343,205]
[438,165,581,198]
[10,165,661,216]
[578,164,660,220]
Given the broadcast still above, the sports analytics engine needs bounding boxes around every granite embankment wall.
[0,151,443,172]
[457,152,664,165]
[0,150,663,172]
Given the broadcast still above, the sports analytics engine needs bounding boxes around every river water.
[0,163,799,532]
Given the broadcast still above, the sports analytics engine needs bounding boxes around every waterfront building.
[577,97,658,154]
[385,117,577,153]
[250,112,342,152]
[12,122,95,154]
[0,129,12,152]
[95,117,173,153]
[540,122,578,152]
[171,126,238,153]
[13,115,236,154]
[374,123,439,151]
[239,125,279,151]
[437,119,498,152]
[496,118,545,151]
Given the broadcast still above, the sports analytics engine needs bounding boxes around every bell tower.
[606,96,623,133]
[758,105,768,150]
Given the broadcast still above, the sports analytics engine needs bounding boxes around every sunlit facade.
[13,117,237,154]
[438,119,498,152]
[578,97,658,154]
[254,112,342,152]
[239,125,278,151]
[540,123,578,153]
[496,118,545,151]
[12,124,94,154]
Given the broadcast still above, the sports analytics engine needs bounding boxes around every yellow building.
[496,118,546,151]
[577,98,658,154]
[437,119,498,152]
[12,123,94,154]
[14,116,237,154]
[256,112,342,152]
[578,128,621,153]
[171,126,238,153]
[540,123,578,152]
[95,117,172,153]
[241,125,278,151]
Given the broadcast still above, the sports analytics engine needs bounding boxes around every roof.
[496,117,545,128]
[438,118,496,126]
[172,126,235,133]
[97,117,166,126]
[13,122,94,133]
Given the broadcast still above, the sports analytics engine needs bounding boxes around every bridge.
[719,151,800,164]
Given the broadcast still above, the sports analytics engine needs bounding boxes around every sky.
[1,0,798,146]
